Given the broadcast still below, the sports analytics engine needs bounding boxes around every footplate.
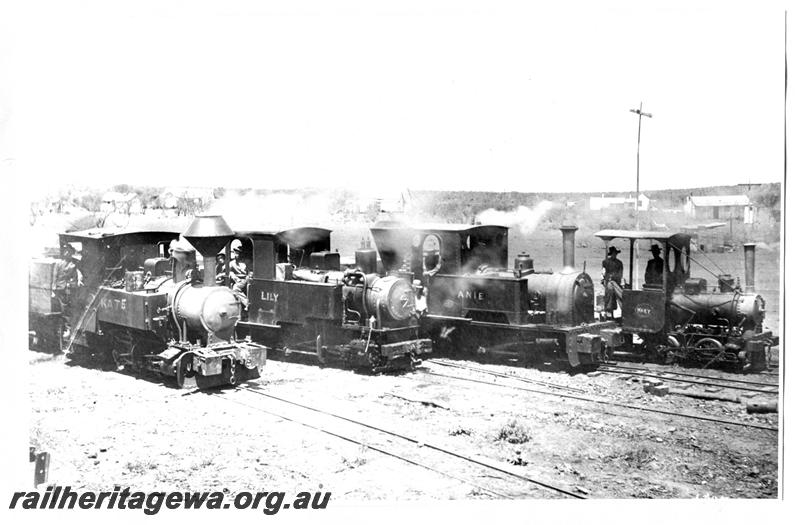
[380,338,433,359]
[159,340,268,388]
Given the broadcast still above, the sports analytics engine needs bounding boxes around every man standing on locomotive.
[601,246,623,318]
[52,244,83,313]
[644,244,664,286]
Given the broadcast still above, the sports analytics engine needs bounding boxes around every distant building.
[160,187,215,214]
[684,195,755,224]
[101,192,141,214]
[589,193,650,211]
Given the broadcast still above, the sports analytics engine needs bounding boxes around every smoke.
[475,201,554,235]
[204,190,339,232]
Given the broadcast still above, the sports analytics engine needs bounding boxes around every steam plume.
[476,201,554,234]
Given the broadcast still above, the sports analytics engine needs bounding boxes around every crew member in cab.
[229,240,250,294]
[644,244,664,287]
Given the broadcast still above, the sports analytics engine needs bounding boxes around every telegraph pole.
[629,102,652,290]
[629,102,652,229]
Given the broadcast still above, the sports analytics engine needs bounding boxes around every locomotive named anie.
[28,216,267,388]
[370,222,621,368]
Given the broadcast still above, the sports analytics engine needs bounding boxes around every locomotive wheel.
[695,337,724,350]
[175,352,196,388]
[693,337,727,367]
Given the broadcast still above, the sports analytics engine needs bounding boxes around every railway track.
[418,362,778,432]
[426,358,587,394]
[597,364,779,395]
[212,385,586,499]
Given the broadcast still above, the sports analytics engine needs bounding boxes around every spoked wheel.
[695,337,724,351]
[175,352,196,388]
[694,337,727,368]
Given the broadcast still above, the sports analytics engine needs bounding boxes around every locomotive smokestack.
[743,242,756,293]
[560,225,578,270]
[183,215,235,287]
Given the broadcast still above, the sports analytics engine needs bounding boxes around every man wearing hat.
[229,239,250,294]
[52,244,83,313]
[601,246,623,316]
[645,244,664,286]
[214,252,228,286]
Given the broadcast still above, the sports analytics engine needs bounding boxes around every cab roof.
[594,229,692,242]
[235,227,332,245]
[60,221,185,241]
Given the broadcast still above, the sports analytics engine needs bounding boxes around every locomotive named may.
[593,229,773,372]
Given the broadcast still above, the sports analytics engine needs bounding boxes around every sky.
[0,0,792,197]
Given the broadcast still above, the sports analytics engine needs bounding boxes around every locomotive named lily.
[232,228,432,372]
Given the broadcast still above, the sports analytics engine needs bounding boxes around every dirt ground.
[27,350,779,500]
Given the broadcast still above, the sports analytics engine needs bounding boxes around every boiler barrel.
[344,275,416,323]
[173,285,241,339]
[526,270,595,325]
[670,291,765,329]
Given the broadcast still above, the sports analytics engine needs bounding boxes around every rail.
[418,368,778,432]
[597,365,779,394]
[234,386,585,499]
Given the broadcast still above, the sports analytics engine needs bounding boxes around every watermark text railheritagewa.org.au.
[9,486,331,515]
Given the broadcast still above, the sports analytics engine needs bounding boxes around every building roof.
[688,195,750,207]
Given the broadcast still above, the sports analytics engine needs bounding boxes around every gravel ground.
[27,351,779,500]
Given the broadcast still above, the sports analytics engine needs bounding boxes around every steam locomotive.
[593,230,773,372]
[28,216,267,388]
[231,228,432,372]
[369,223,621,368]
